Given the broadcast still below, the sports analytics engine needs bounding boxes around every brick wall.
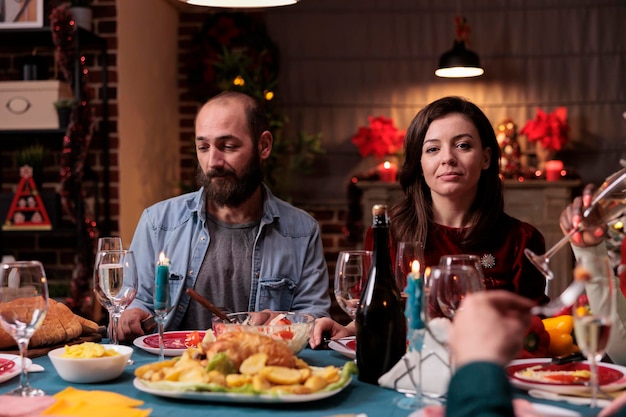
[0,0,119,297]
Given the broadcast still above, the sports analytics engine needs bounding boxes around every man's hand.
[309,318,354,349]
[116,308,152,343]
[450,291,534,367]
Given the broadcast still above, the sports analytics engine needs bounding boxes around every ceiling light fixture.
[435,15,484,78]
[180,0,299,8]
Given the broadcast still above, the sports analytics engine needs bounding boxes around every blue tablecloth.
[0,345,600,417]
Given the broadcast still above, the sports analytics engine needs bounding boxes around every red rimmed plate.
[133,331,207,357]
[328,337,356,359]
[0,354,31,384]
[506,358,626,394]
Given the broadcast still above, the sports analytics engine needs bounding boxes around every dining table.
[0,341,602,417]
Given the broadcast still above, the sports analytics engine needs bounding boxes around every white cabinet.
[356,179,582,299]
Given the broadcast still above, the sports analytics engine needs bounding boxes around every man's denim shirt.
[128,184,331,330]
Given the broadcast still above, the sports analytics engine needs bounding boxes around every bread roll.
[0,298,99,350]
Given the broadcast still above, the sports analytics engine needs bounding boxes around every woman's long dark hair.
[390,96,504,248]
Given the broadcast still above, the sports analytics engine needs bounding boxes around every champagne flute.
[0,261,49,396]
[395,241,424,299]
[525,167,626,280]
[572,256,615,408]
[334,250,372,320]
[94,250,138,345]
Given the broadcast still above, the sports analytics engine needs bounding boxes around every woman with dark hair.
[388,96,547,299]
[311,96,548,347]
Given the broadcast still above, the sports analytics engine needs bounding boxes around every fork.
[531,280,586,317]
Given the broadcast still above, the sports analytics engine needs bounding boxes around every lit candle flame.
[383,161,391,169]
[411,260,420,274]
[158,251,170,266]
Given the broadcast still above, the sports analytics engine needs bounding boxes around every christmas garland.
[50,3,98,317]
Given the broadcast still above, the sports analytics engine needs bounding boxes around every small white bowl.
[48,344,133,383]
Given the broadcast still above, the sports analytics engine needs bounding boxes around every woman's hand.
[560,183,606,247]
[309,317,355,349]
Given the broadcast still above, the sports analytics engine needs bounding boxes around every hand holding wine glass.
[525,167,626,279]
[0,261,49,396]
[94,250,138,345]
[334,250,372,320]
[572,256,615,408]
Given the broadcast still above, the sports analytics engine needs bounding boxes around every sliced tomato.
[275,318,292,326]
[184,330,202,347]
[276,330,294,340]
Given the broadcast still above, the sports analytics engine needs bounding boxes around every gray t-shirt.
[179,214,258,330]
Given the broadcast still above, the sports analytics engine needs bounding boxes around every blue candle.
[155,252,169,311]
[404,260,424,330]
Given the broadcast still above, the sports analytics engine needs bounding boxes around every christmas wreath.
[186,12,323,200]
[187,12,280,107]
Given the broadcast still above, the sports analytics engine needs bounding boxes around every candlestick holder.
[154,252,171,361]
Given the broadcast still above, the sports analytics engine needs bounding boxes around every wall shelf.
[0,26,110,255]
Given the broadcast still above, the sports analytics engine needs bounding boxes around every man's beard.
[197,157,263,208]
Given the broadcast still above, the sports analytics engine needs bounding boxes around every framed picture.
[0,0,44,29]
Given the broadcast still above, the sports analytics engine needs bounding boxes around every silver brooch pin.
[481,254,496,269]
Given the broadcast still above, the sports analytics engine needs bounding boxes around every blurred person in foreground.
[425,291,626,417]
[311,96,548,347]
[559,183,626,366]
[117,91,330,343]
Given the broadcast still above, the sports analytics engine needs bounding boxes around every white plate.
[133,330,207,357]
[133,375,351,403]
[407,402,580,417]
[328,337,356,359]
[0,354,32,384]
[531,403,581,417]
[506,358,626,395]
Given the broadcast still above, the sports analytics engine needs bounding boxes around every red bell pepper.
[517,315,550,359]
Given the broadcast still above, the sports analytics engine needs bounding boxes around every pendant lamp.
[179,0,299,7]
[435,16,484,78]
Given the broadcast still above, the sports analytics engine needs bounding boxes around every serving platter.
[506,358,626,394]
[328,337,356,359]
[133,374,352,404]
[133,331,206,357]
[0,354,32,384]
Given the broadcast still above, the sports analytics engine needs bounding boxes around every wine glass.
[97,237,123,252]
[439,254,486,287]
[395,241,424,299]
[94,250,138,345]
[525,167,626,280]
[572,255,615,408]
[0,261,49,396]
[334,250,372,320]
[424,265,484,367]
[93,237,123,324]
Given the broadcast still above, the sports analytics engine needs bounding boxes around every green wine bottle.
[355,204,406,384]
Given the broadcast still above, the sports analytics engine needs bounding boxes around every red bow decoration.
[521,107,569,152]
[351,116,405,159]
